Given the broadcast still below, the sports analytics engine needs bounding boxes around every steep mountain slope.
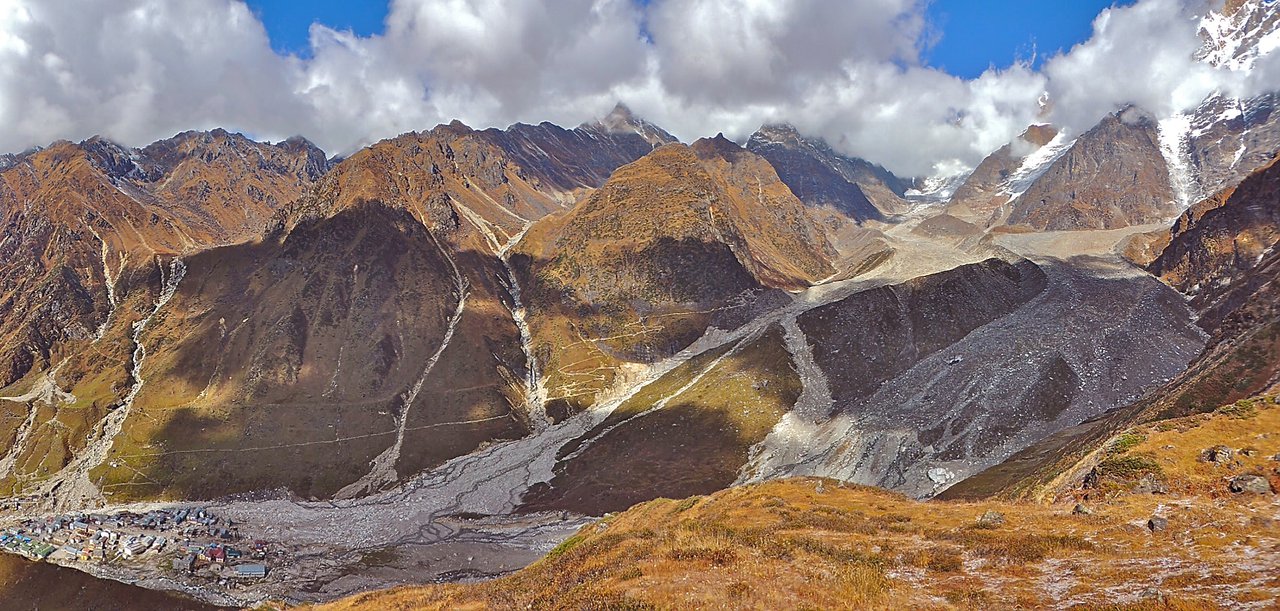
[0,132,328,503]
[1149,154,1280,311]
[1158,0,1280,205]
[512,136,836,417]
[1181,92,1280,202]
[0,131,327,388]
[745,124,910,222]
[943,156,1280,501]
[0,108,677,509]
[944,124,1060,226]
[1004,109,1179,230]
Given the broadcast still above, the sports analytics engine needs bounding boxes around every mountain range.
[1,0,1279,608]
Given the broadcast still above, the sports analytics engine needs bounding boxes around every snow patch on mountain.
[1002,131,1075,202]
[1198,0,1280,70]
[1158,113,1197,208]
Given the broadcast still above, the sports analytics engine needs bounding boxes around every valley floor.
[0,219,1214,607]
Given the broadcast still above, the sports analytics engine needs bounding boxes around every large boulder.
[1229,474,1274,494]
[1199,445,1235,464]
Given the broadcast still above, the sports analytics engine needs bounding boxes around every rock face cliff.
[1005,109,1179,231]
[1150,155,1280,311]
[746,124,910,222]
[1145,155,1280,406]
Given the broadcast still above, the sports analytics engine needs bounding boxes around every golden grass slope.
[320,398,1280,610]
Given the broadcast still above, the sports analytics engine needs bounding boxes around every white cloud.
[0,0,1273,178]
[0,0,310,152]
[1042,0,1249,136]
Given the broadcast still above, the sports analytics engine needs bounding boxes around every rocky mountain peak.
[584,102,676,147]
[1020,124,1059,148]
[943,123,1064,225]
[691,132,745,161]
[749,122,802,143]
[744,123,910,221]
[1198,0,1280,69]
[1115,105,1159,128]
[1004,107,1177,230]
[599,102,638,128]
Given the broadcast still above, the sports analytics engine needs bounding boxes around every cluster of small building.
[2,506,276,583]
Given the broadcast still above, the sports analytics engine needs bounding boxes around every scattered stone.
[814,481,826,494]
[1228,474,1274,494]
[977,511,1005,527]
[927,467,954,485]
[1132,473,1168,495]
[1270,453,1280,462]
[1240,448,1258,457]
[1140,587,1166,604]
[1072,503,1093,516]
[1147,516,1168,532]
[1200,445,1234,464]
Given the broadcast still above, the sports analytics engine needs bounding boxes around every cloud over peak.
[0,0,1274,178]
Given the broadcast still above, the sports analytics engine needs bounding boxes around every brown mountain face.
[90,123,563,502]
[1150,155,1280,309]
[745,124,910,222]
[946,124,1058,225]
[513,136,836,418]
[0,131,327,384]
[89,202,530,502]
[47,114,676,504]
[0,131,328,503]
[1005,109,1178,230]
[277,123,564,247]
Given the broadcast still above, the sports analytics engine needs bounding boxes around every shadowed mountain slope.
[746,124,910,222]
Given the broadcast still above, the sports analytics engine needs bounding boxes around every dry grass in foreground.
[316,401,1280,610]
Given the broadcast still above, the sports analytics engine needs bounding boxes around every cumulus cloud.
[1042,0,1256,135]
[0,0,1274,178]
[0,0,310,150]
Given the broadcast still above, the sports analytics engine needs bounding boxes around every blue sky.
[245,0,390,57]
[244,0,1124,77]
[924,0,1130,78]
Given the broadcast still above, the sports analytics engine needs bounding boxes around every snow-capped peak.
[1197,0,1280,70]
